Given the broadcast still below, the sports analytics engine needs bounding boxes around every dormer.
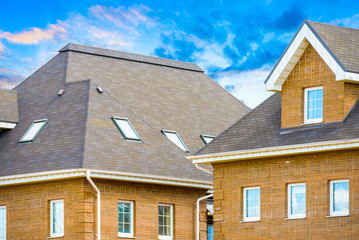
[265,20,359,128]
[0,89,18,133]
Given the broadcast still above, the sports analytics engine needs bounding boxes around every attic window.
[161,130,189,153]
[200,135,215,145]
[304,87,323,124]
[19,119,47,143]
[112,117,141,141]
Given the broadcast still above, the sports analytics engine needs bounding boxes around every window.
[243,187,260,222]
[158,205,173,240]
[288,183,306,219]
[330,180,349,216]
[304,86,323,124]
[161,130,189,153]
[50,200,64,238]
[118,201,134,237]
[112,117,141,141]
[200,135,215,145]
[0,206,5,240]
[19,119,47,143]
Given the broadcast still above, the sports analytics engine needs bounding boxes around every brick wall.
[281,44,359,128]
[0,178,208,240]
[212,149,359,239]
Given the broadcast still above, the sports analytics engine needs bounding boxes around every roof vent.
[57,89,65,96]
[97,86,104,93]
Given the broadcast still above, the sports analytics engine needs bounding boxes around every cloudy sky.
[1,0,359,108]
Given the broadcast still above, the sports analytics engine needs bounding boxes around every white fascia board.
[265,23,359,92]
[0,122,17,129]
[0,168,212,189]
[189,138,359,164]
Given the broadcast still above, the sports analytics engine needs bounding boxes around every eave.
[189,138,359,164]
[0,169,213,189]
[265,21,359,92]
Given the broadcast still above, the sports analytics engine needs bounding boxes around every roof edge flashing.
[265,21,358,92]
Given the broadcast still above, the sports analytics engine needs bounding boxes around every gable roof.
[265,20,359,92]
[0,44,250,187]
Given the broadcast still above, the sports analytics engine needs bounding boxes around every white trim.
[0,169,212,189]
[0,206,5,240]
[0,122,17,129]
[304,86,323,124]
[196,194,213,240]
[50,199,64,238]
[118,200,134,238]
[86,170,100,240]
[330,179,349,217]
[287,183,306,219]
[265,23,359,92]
[189,138,359,164]
[243,187,260,222]
[158,204,173,240]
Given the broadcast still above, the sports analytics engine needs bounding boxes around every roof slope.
[0,89,18,123]
[307,20,359,73]
[0,44,249,183]
[197,93,359,155]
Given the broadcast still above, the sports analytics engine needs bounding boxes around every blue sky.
[1,0,359,108]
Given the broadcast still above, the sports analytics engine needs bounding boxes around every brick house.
[0,44,249,240]
[190,20,359,239]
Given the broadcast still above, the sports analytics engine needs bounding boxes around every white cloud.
[330,13,359,28]
[0,42,3,52]
[193,43,232,70]
[0,24,66,44]
[215,69,273,109]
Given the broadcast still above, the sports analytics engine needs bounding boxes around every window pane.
[333,182,349,214]
[162,131,188,152]
[290,185,306,215]
[52,201,64,236]
[0,207,5,239]
[20,120,47,142]
[158,205,172,237]
[114,118,140,140]
[245,188,260,218]
[118,202,132,235]
[306,88,323,121]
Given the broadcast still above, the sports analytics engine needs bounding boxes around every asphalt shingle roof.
[0,44,250,182]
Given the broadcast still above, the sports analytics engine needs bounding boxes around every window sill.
[118,236,136,239]
[240,219,260,223]
[326,214,349,218]
[47,236,64,239]
[285,217,306,220]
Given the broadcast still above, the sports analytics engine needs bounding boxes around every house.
[190,20,359,239]
[0,43,250,240]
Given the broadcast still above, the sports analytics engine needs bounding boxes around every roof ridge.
[59,43,204,72]
[306,20,359,32]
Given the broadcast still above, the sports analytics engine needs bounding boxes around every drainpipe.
[196,194,213,240]
[195,163,213,175]
[86,170,101,240]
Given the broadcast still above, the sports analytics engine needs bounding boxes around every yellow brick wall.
[212,149,359,239]
[281,44,359,128]
[0,178,208,240]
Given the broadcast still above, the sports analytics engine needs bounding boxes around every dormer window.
[304,87,323,124]
[200,135,215,145]
[19,119,47,143]
[161,130,189,153]
[112,117,141,141]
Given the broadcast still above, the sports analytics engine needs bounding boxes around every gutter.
[189,138,359,164]
[86,170,101,240]
[0,168,212,189]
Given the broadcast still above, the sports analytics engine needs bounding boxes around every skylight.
[19,119,47,143]
[161,130,189,153]
[112,117,141,141]
[200,135,215,145]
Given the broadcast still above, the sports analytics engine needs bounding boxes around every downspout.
[86,170,101,240]
[196,194,213,240]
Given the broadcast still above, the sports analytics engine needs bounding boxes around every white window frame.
[0,206,6,240]
[118,200,134,238]
[243,187,260,222]
[200,134,215,145]
[287,183,306,219]
[158,204,173,240]
[50,199,64,238]
[330,179,349,217]
[19,119,48,143]
[304,86,323,124]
